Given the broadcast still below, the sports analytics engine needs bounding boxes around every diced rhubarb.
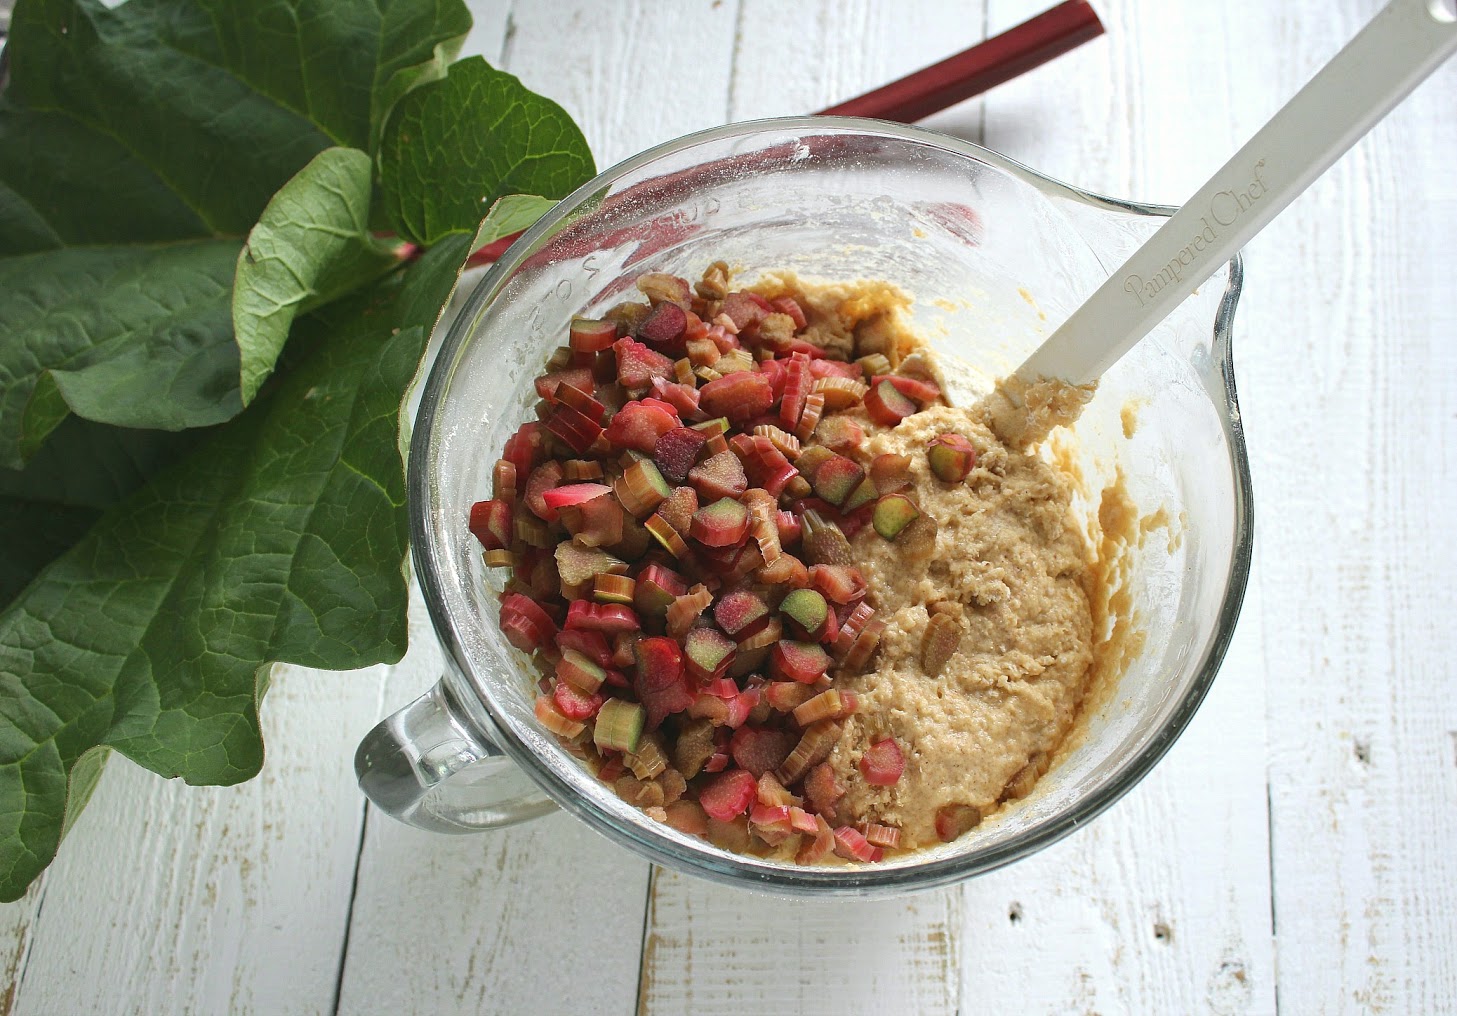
[870,452,913,494]
[832,825,881,862]
[637,272,693,308]
[699,769,758,822]
[648,377,702,420]
[569,317,618,353]
[771,295,807,330]
[554,629,613,669]
[664,799,710,836]
[935,803,984,841]
[635,563,688,617]
[699,371,773,424]
[500,592,559,652]
[764,681,817,712]
[921,612,963,675]
[665,583,714,638]
[503,422,545,478]
[871,373,942,405]
[556,648,608,692]
[614,337,675,390]
[525,461,565,522]
[776,510,803,547]
[594,698,645,753]
[685,625,737,681]
[807,564,867,606]
[565,600,642,634]
[719,291,769,335]
[872,493,921,540]
[749,803,795,845]
[788,806,819,835]
[634,636,694,728]
[802,762,845,818]
[778,588,829,640]
[863,379,917,426]
[653,426,709,485]
[757,772,797,808]
[553,679,604,721]
[864,823,901,849]
[492,459,518,500]
[800,510,852,567]
[543,401,604,454]
[688,450,748,502]
[605,400,679,453]
[609,632,639,673]
[638,301,688,348]
[815,415,866,454]
[777,719,843,784]
[559,494,625,548]
[713,588,769,640]
[729,726,798,779]
[468,499,513,552]
[927,433,976,483]
[792,689,842,726]
[645,513,689,558]
[593,573,636,605]
[795,814,835,863]
[770,640,832,684]
[542,482,613,511]
[563,458,604,481]
[794,392,825,441]
[859,736,905,786]
[614,458,672,518]
[809,454,865,507]
[811,375,868,410]
[535,367,594,402]
[535,695,585,738]
[690,497,750,548]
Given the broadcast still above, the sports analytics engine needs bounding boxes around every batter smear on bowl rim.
[468,261,1104,863]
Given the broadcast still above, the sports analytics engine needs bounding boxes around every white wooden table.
[4,1,1454,1012]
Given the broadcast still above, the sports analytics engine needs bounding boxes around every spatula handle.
[1018,0,1457,386]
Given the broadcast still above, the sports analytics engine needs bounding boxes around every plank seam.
[5,881,46,1016]
[1267,779,1280,1016]
[329,800,372,1016]
[632,865,657,1016]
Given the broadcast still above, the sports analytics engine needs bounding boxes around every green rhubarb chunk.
[872,493,920,540]
[842,476,878,513]
[810,454,865,507]
[779,588,829,635]
[594,698,645,753]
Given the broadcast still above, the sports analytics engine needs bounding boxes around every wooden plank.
[8,664,391,1016]
[1235,1,1457,1010]
[0,884,42,1016]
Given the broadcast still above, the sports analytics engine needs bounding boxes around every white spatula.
[1010,0,1457,396]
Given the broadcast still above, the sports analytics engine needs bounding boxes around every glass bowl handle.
[355,678,557,832]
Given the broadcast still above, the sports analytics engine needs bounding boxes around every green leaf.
[0,498,100,607]
[379,56,595,246]
[233,147,402,405]
[0,231,477,902]
[0,239,243,469]
[475,193,559,248]
[0,0,472,244]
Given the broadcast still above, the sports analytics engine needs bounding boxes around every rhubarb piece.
[511,516,549,548]
[699,371,774,425]
[756,310,796,351]
[653,426,708,485]
[752,424,800,460]
[832,826,881,862]
[927,433,976,483]
[872,373,941,404]
[503,422,545,478]
[737,435,799,496]
[777,719,843,784]
[570,317,618,353]
[593,574,636,605]
[626,733,670,780]
[563,459,605,481]
[492,459,518,500]
[692,417,730,437]
[614,337,675,390]
[535,695,586,738]
[645,513,689,558]
[749,803,795,845]
[483,548,514,568]
[684,625,737,681]
[594,698,646,753]
[638,272,692,308]
[863,379,916,426]
[841,618,886,671]
[935,803,984,842]
[810,454,865,507]
[543,401,604,454]
[815,415,866,454]
[757,772,796,808]
[841,477,877,514]
[794,392,825,441]
[556,648,608,692]
[921,611,963,675]
[634,636,693,728]
[665,583,714,638]
[635,563,688,617]
[565,600,642,634]
[771,640,831,684]
[615,774,664,808]
[614,458,672,517]
[811,375,869,410]
[794,444,835,481]
[638,301,688,347]
[605,400,678,453]
[770,295,807,329]
[872,493,921,540]
[500,593,559,652]
[863,823,901,850]
[779,359,809,431]
[792,689,842,727]
[553,680,604,722]
[691,497,750,548]
[729,726,799,779]
[796,814,835,863]
[525,461,566,522]
[713,588,769,640]
[802,763,845,818]
[856,352,892,377]
[535,367,593,403]
[776,510,803,547]
[665,800,710,836]
[542,482,613,512]
[556,628,613,668]
[559,494,625,547]
[468,499,513,552]
[779,588,829,640]
[764,681,816,712]
[554,543,626,598]
[800,510,853,567]
[859,736,905,786]
[688,450,748,502]
[699,769,758,822]
[869,452,913,494]
[649,377,702,420]
[673,718,716,780]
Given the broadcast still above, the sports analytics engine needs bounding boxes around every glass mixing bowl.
[355,117,1252,897]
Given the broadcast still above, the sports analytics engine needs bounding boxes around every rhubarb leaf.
[379,56,594,245]
[233,147,402,404]
[0,238,244,468]
[0,231,476,902]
